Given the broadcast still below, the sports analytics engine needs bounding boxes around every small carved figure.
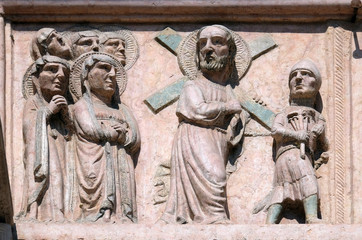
[71,53,140,222]
[30,28,73,60]
[100,32,126,66]
[160,25,248,224]
[263,59,329,224]
[19,56,72,221]
[71,30,100,59]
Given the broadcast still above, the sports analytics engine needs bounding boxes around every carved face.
[38,62,69,98]
[87,61,117,98]
[46,32,72,60]
[198,26,230,72]
[73,36,99,58]
[103,38,126,66]
[289,69,318,99]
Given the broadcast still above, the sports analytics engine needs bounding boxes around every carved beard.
[199,55,229,72]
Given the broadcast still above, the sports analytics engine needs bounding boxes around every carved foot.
[103,209,111,223]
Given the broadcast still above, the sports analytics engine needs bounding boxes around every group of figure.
[19,25,329,224]
[19,27,140,223]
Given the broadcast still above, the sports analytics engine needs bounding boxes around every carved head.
[72,30,100,59]
[31,55,70,101]
[81,55,119,101]
[30,28,72,60]
[289,59,321,101]
[196,25,236,74]
[100,32,126,66]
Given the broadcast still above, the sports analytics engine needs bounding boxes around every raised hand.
[47,95,68,115]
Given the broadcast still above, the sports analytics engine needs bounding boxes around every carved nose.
[92,43,99,52]
[109,66,116,77]
[296,71,302,79]
[56,68,65,80]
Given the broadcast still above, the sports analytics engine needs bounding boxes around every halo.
[98,26,140,70]
[177,28,251,81]
[22,63,36,99]
[69,52,127,102]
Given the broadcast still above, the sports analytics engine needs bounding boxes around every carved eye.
[101,65,111,71]
[57,37,63,45]
[212,37,224,45]
[199,40,207,48]
[44,66,57,73]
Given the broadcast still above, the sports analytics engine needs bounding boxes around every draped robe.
[161,76,245,224]
[73,95,140,222]
[20,94,71,221]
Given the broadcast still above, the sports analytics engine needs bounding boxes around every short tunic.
[268,106,327,207]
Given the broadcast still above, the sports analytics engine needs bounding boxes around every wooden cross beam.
[145,27,277,129]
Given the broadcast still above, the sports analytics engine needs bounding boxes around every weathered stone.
[144,76,187,113]
[155,27,182,55]
[249,34,277,59]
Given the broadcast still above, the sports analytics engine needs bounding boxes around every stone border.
[16,223,362,240]
[0,1,358,23]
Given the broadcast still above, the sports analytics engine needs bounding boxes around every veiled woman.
[70,52,140,222]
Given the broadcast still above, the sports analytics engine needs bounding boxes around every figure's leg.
[266,203,283,224]
[28,202,38,219]
[303,194,322,224]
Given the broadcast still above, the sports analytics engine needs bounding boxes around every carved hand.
[295,130,309,142]
[226,99,242,115]
[47,95,68,115]
[311,123,324,136]
[111,122,129,144]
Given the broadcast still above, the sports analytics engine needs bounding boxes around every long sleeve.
[176,81,227,126]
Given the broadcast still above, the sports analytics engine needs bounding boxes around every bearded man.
[160,25,246,224]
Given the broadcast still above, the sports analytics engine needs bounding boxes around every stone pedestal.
[16,223,362,240]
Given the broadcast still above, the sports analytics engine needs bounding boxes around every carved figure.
[71,30,100,59]
[264,59,329,224]
[160,25,248,224]
[30,28,73,60]
[19,56,72,221]
[70,53,140,222]
[100,32,126,66]
[99,29,140,70]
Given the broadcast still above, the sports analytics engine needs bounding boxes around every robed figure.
[19,56,72,221]
[160,25,248,224]
[70,53,140,222]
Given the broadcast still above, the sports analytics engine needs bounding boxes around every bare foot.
[103,209,111,223]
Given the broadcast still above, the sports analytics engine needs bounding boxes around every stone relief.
[30,28,73,61]
[18,27,140,223]
[158,25,249,224]
[19,55,72,221]
[16,25,332,226]
[253,59,329,224]
[70,52,140,223]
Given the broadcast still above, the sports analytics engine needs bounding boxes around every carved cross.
[145,27,277,129]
